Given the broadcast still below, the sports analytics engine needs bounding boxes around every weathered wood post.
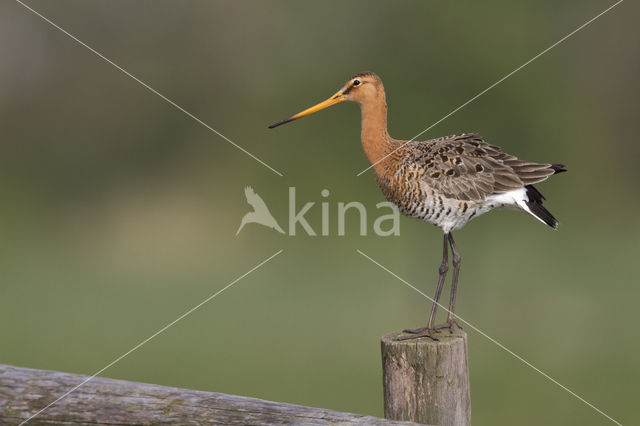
[381,329,471,426]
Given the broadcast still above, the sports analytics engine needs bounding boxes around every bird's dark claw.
[397,327,440,341]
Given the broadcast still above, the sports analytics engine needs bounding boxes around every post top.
[381,329,467,346]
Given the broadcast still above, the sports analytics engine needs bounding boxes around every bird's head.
[268,72,383,129]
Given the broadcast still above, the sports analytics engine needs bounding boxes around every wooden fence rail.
[0,364,420,425]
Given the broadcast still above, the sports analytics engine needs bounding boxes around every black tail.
[524,185,558,229]
[551,163,567,174]
[523,164,565,229]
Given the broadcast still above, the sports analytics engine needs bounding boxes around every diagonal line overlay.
[357,249,622,426]
[19,249,284,425]
[15,0,283,177]
[357,0,624,176]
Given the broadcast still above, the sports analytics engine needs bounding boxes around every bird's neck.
[359,94,399,173]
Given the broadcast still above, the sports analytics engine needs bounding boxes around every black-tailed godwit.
[269,72,566,340]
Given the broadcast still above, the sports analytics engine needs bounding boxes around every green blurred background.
[1,1,638,425]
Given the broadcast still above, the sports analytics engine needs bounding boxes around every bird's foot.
[434,319,463,334]
[397,327,439,341]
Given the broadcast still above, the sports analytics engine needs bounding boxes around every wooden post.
[381,330,471,426]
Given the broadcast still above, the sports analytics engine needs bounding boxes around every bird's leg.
[435,233,463,333]
[427,234,450,330]
[398,234,449,341]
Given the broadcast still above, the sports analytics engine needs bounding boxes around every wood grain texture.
[0,364,419,425]
[381,330,471,426]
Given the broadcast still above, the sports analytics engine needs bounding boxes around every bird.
[269,72,565,340]
[236,186,285,235]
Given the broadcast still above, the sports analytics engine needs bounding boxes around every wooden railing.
[0,363,418,425]
[1,329,470,425]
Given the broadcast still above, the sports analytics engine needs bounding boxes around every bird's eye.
[353,79,361,86]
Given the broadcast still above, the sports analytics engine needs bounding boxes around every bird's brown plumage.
[401,133,561,201]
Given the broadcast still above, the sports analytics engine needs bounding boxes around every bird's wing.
[244,186,270,211]
[407,133,557,201]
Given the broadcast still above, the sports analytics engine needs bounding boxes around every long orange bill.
[268,90,345,128]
